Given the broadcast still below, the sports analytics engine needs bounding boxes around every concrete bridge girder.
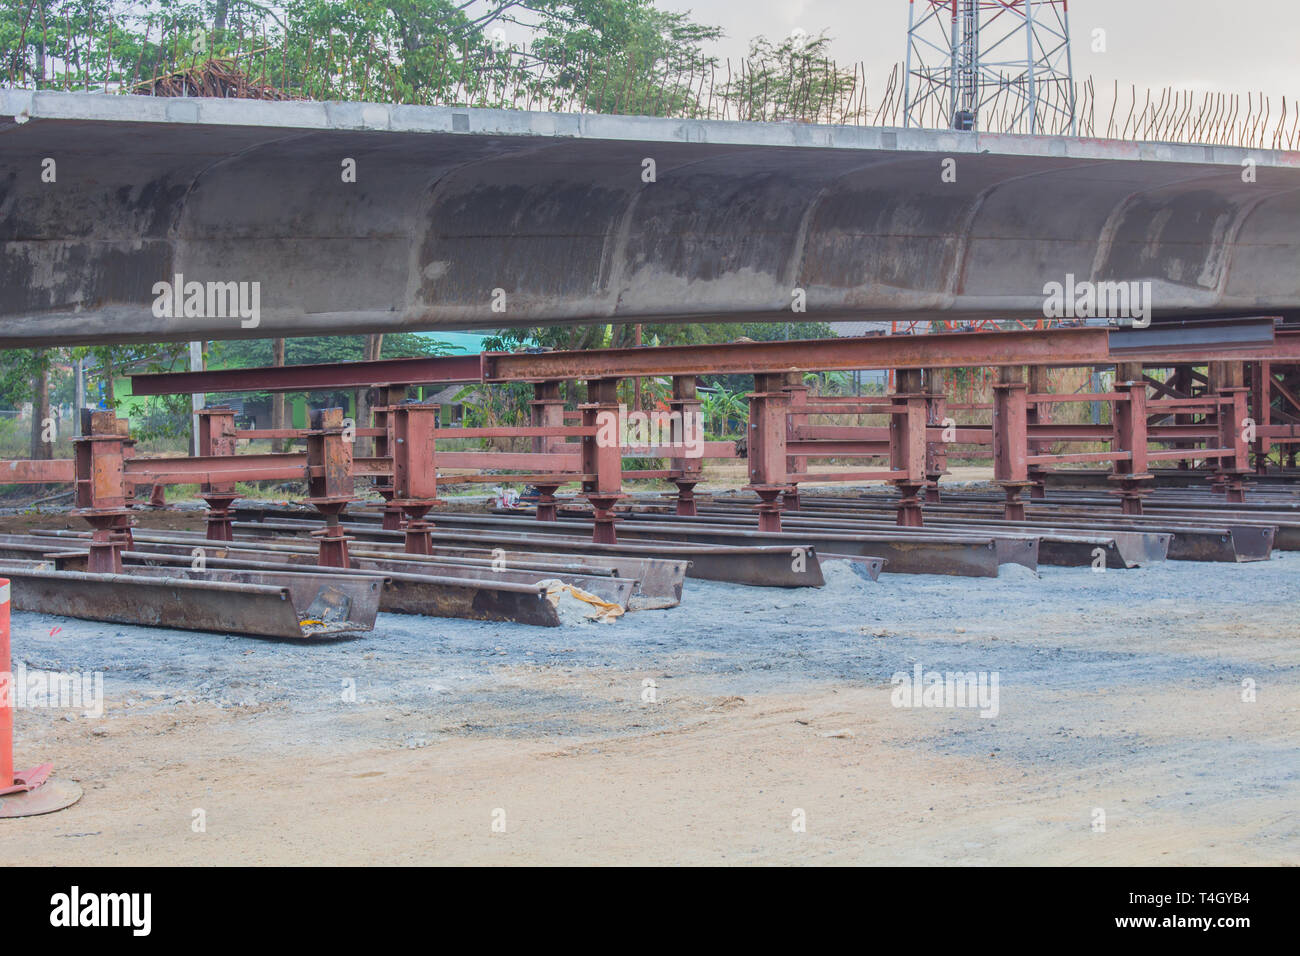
[1,90,1299,347]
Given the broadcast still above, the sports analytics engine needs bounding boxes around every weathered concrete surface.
[2,90,1299,347]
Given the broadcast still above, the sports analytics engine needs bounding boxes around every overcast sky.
[660,0,1299,97]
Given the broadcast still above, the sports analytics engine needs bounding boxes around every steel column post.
[197,406,239,541]
[582,379,624,544]
[783,372,809,511]
[530,382,567,453]
[530,381,568,522]
[890,369,929,526]
[1209,361,1251,501]
[73,410,133,574]
[390,403,441,554]
[372,385,411,531]
[669,375,703,516]
[992,367,1032,520]
[746,373,790,533]
[306,408,355,568]
[1110,364,1154,514]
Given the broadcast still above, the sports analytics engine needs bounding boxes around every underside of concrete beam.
[3,91,1299,347]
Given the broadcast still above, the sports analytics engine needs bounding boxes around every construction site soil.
[0,502,1296,865]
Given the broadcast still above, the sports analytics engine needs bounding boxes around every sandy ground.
[1,531,1296,865]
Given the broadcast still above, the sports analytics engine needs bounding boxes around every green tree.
[725,32,856,122]
[524,0,722,115]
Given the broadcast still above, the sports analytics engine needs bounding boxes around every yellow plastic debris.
[535,580,624,623]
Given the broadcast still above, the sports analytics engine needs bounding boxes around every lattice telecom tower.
[903,0,1076,134]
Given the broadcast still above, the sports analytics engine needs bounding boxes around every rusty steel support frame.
[783,372,810,512]
[530,381,567,522]
[581,379,625,544]
[130,326,1300,396]
[1162,365,1196,470]
[1207,362,1252,503]
[992,367,1033,520]
[305,408,355,568]
[890,369,929,527]
[669,375,703,516]
[73,409,134,574]
[745,374,791,533]
[481,327,1300,381]
[197,406,239,541]
[1246,359,1300,473]
[390,403,441,555]
[1110,363,1154,515]
[371,385,412,531]
[33,331,1298,549]
[125,326,1300,496]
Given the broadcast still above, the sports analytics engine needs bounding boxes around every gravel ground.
[4,547,1297,864]
[9,554,1298,751]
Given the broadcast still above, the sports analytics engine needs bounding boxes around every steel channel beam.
[131,354,486,396]
[16,528,688,610]
[635,501,1167,569]
[124,548,634,611]
[789,495,1273,563]
[122,552,571,626]
[0,560,379,639]
[124,529,679,609]
[127,326,1300,397]
[410,512,1002,578]
[539,506,1038,573]
[0,534,573,626]
[228,519,826,588]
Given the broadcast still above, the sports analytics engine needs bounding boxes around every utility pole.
[73,357,85,438]
[190,341,205,456]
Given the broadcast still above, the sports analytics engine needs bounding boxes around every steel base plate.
[0,778,83,818]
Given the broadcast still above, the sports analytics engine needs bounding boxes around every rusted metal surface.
[1198,525,1274,563]
[794,496,1279,565]
[690,499,1169,569]
[18,529,689,611]
[123,453,307,485]
[830,494,1277,562]
[131,354,486,395]
[124,328,1300,399]
[427,512,1003,578]
[0,560,379,639]
[120,550,564,625]
[0,459,76,483]
[479,326,1300,381]
[547,505,1033,574]
[232,517,824,588]
[0,534,587,626]
[354,544,686,610]
[219,532,667,603]
[373,573,561,626]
